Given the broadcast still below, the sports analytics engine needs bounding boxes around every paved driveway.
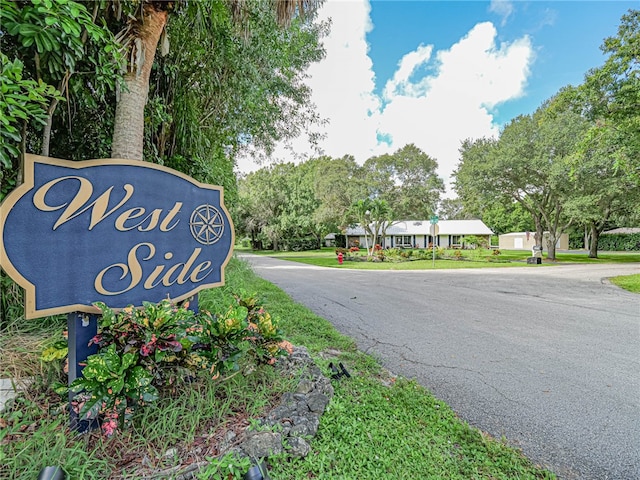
[242,255,640,480]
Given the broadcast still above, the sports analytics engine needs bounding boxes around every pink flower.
[102,418,117,437]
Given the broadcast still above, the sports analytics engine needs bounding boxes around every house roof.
[499,231,567,237]
[346,219,493,236]
[602,227,640,235]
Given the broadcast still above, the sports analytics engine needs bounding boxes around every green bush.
[598,233,640,251]
[569,235,584,249]
[57,296,292,437]
[335,234,347,248]
[281,237,319,251]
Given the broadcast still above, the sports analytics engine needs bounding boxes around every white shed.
[499,232,569,250]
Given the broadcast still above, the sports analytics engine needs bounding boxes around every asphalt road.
[241,254,640,480]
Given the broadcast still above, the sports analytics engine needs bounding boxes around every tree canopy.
[363,144,444,220]
[453,10,640,258]
[0,0,327,200]
[235,145,446,250]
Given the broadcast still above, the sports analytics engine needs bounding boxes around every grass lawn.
[609,273,640,293]
[236,246,640,270]
[0,257,557,479]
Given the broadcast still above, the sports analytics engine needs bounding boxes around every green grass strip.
[270,377,555,479]
[236,246,640,270]
[609,273,640,293]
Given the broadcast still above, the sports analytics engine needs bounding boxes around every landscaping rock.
[241,431,283,457]
[150,346,334,479]
[286,436,311,458]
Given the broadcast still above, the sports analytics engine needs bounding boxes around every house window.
[396,235,412,247]
[451,235,462,247]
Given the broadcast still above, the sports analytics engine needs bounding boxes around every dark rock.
[307,393,330,413]
[286,436,311,457]
[241,432,283,458]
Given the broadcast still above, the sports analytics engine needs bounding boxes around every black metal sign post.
[67,312,99,432]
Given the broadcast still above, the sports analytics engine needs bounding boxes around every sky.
[237,0,639,194]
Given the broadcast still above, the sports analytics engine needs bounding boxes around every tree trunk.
[111,7,168,161]
[533,217,544,251]
[41,97,59,158]
[584,225,590,251]
[546,233,557,260]
[589,222,600,258]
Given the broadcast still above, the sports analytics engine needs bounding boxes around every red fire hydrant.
[337,252,344,265]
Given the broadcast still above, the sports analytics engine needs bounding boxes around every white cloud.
[237,0,534,196]
[489,0,514,26]
[379,22,533,190]
[383,44,434,99]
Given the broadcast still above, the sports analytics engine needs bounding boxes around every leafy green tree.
[235,165,289,250]
[0,54,62,197]
[557,95,640,257]
[363,144,444,219]
[148,1,325,195]
[108,0,324,162]
[577,9,639,182]
[437,198,475,221]
[235,161,321,251]
[310,155,367,232]
[0,0,121,158]
[278,160,323,248]
[479,201,535,236]
[455,103,588,260]
[534,102,590,258]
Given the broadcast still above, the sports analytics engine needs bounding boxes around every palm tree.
[351,198,393,258]
[110,0,320,161]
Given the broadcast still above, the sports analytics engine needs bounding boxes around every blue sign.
[0,155,234,319]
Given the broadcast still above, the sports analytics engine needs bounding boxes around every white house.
[345,219,493,249]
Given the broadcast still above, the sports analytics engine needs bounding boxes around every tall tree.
[0,0,121,158]
[455,104,588,260]
[148,1,325,196]
[363,144,444,219]
[480,202,535,236]
[109,0,324,161]
[349,198,392,257]
[556,87,640,257]
[437,198,475,221]
[578,9,640,182]
[310,155,367,232]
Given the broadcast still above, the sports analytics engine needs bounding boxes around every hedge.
[598,233,640,251]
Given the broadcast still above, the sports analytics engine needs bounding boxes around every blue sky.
[241,1,639,193]
[367,1,638,124]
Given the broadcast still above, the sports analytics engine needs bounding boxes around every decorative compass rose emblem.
[189,204,225,245]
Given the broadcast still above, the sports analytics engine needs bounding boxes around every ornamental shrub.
[55,296,291,436]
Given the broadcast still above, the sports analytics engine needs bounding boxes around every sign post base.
[67,312,99,432]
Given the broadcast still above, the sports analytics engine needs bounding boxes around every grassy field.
[0,257,557,479]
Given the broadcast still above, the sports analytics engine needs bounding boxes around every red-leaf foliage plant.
[68,295,293,437]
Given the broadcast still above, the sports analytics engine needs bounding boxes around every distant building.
[345,219,493,249]
[499,232,569,251]
[602,228,640,235]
